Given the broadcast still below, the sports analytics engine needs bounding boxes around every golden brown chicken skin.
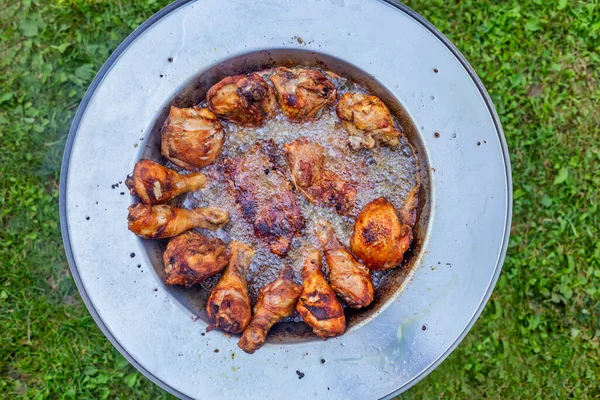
[223,140,305,256]
[283,137,357,215]
[206,241,255,334]
[270,67,336,121]
[206,73,277,126]
[350,191,418,270]
[314,220,374,308]
[161,106,225,170]
[238,266,301,354]
[127,203,229,239]
[125,159,207,205]
[336,93,402,150]
[163,231,228,287]
[296,248,346,339]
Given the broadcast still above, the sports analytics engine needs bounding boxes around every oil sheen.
[168,71,419,318]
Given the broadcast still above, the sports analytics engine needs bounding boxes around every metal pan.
[60,0,512,398]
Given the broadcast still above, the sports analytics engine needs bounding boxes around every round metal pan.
[59,0,512,398]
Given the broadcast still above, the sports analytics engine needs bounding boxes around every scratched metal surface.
[59,0,512,399]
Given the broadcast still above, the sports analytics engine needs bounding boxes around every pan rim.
[59,1,512,398]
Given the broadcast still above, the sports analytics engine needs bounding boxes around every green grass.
[0,0,598,398]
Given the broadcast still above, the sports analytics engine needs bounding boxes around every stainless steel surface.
[60,0,512,399]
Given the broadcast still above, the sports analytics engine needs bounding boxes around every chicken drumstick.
[238,266,301,354]
[125,159,207,205]
[206,241,255,334]
[314,220,374,308]
[127,203,229,239]
[296,247,346,339]
[336,93,402,150]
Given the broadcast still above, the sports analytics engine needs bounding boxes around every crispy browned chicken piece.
[223,140,305,256]
[127,203,229,239]
[314,220,374,308]
[161,106,225,170]
[296,247,346,339]
[238,266,301,353]
[270,67,336,121]
[284,137,356,215]
[350,190,418,270]
[125,159,207,205]
[163,231,228,287]
[206,241,255,334]
[206,73,277,126]
[336,93,402,150]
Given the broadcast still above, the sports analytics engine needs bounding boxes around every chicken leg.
[238,266,301,353]
[127,203,229,239]
[296,247,345,339]
[284,137,357,215]
[206,241,255,334]
[125,159,207,205]
[350,192,417,270]
[206,73,277,126]
[336,93,402,150]
[161,106,225,170]
[163,231,228,287]
[314,220,374,308]
[269,67,336,121]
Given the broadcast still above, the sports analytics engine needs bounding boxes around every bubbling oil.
[169,69,419,319]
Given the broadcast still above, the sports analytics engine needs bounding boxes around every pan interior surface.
[139,49,432,342]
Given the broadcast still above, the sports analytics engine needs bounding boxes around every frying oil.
[169,71,419,318]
